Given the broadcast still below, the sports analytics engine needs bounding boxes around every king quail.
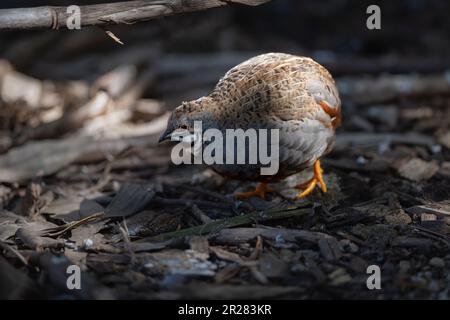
[160,53,341,199]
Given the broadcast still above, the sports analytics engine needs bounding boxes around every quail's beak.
[158,129,172,143]
[159,127,189,143]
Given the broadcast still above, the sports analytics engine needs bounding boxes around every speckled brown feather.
[165,53,341,182]
[208,53,340,126]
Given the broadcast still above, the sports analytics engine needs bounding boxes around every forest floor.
[1,1,450,299]
[1,60,449,299]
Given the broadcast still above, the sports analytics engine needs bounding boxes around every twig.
[164,183,254,211]
[0,0,271,30]
[0,241,28,266]
[136,205,311,242]
[212,226,330,245]
[104,30,124,45]
[82,161,113,195]
[166,183,233,203]
[249,235,263,260]
[41,212,104,237]
[412,225,450,248]
[334,132,437,152]
[153,196,232,210]
[187,203,214,224]
[118,220,137,265]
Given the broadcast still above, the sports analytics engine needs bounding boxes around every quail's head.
[159,97,218,143]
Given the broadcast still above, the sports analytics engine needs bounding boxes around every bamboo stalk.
[0,0,271,30]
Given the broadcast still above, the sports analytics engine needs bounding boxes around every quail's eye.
[180,125,188,130]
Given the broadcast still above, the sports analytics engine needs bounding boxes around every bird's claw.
[295,160,327,199]
[235,182,272,200]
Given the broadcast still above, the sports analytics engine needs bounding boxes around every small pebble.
[339,239,359,253]
[328,268,352,286]
[399,260,411,272]
[429,257,445,268]
[378,140,391,154]
[430,144,442,154]
[356,156,366,165]
[65,241,77,250]
[51,255,67,265]
[291,263,308,273]
[83,238,94,249]
[275,234,285,244]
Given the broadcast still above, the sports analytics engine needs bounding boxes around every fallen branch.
[212,227,332,245]
[334,132,437,152]
[0,118,167,183]
[0,0,271,30]
[338,72,450,104]
[0,241,28,266]
[136,205,312,242]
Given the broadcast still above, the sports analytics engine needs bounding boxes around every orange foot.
[235,182,273,200]
[295,159,327,199]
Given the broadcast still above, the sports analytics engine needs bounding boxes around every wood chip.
[105,183,155,217]
[398,158,439,181]
[318,237,343,261]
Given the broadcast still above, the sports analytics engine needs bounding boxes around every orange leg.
[319,100,341,127]
[235,182,273,200]
[295,176,315,190]
[295,159,327,199]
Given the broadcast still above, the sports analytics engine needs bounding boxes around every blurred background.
[1,0,450,148]
[1,0,449,102]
